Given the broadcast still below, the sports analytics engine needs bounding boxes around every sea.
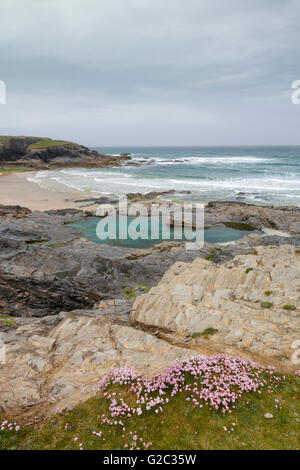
[28,146,300,206]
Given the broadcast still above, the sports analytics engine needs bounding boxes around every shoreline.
[0,170,102,211]
[1,170,300,219]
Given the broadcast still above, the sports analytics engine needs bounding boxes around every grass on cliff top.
[0,167,30,173]
[0,136,50,149]
[0,136,12,148]
[0,374,299,451]
[28,139,69,150]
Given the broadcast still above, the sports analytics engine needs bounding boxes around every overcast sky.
[0,0,300,146]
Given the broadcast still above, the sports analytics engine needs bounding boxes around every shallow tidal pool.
[69,216,260,249]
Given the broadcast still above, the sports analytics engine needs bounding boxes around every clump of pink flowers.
[98,367,138,390]
[1,420,20,432]
[98,354,283,418]
[274,399,283,410]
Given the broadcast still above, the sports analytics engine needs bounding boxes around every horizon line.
[90,144,300,148]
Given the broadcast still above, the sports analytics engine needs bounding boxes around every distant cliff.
[0,136,131,169]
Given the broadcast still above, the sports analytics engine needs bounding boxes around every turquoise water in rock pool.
[70,216,260,249]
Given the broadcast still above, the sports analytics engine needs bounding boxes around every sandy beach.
[0,171,99,211]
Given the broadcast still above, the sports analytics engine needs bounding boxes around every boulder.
[0,204,31,219]
[205,201,300,232]
[0,313,191,416]
[131,245,300,359]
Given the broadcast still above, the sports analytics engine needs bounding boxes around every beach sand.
[0,171,99,211]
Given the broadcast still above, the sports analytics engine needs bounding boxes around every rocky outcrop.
[0,268,98,317]
[0,205,31,219]
[169,201,300,234]
[0,136,131,169]
[0,312,191,417]
[1,243,300,419]
[0,241,161,317]
[205,201,300,234]
[0,204,300,317]
[131,245,300,362]
[126,190,191,202]
[0,208,176,316]
[1,196,300,421]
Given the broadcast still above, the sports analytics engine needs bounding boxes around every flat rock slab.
[131,245,300,365]
[29,335,56,351]
[0,313,191,417]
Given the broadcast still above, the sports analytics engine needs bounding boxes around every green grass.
[261,302,273,309]
[28,140,68,150]
[282,305,296,311]
[122,285,150,299]
[49,241,73,248]
[205,249,222,261]
[122,288,136,298]
[0,168,30,173]
[0,315,16,326]
[0,136,70,151]
[245,267,253,274]
[25,239,48,245]
[192,328,218,339]
[0,375,299,450]
[265,291,273,296]
[0,136,12,149]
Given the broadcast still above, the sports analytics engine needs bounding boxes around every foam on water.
[135,156,275,165]
[27,146,300,205]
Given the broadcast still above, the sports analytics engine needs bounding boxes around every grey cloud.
[0,0,299,144]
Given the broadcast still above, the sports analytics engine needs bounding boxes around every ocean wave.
[51,172,300,195]
[26,159,300,206]
[50,177,85,192]
[131,156,275,166]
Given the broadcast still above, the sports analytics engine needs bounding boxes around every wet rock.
[0,204,31,219]
[205,201,300,232]
[0,203,300,318]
